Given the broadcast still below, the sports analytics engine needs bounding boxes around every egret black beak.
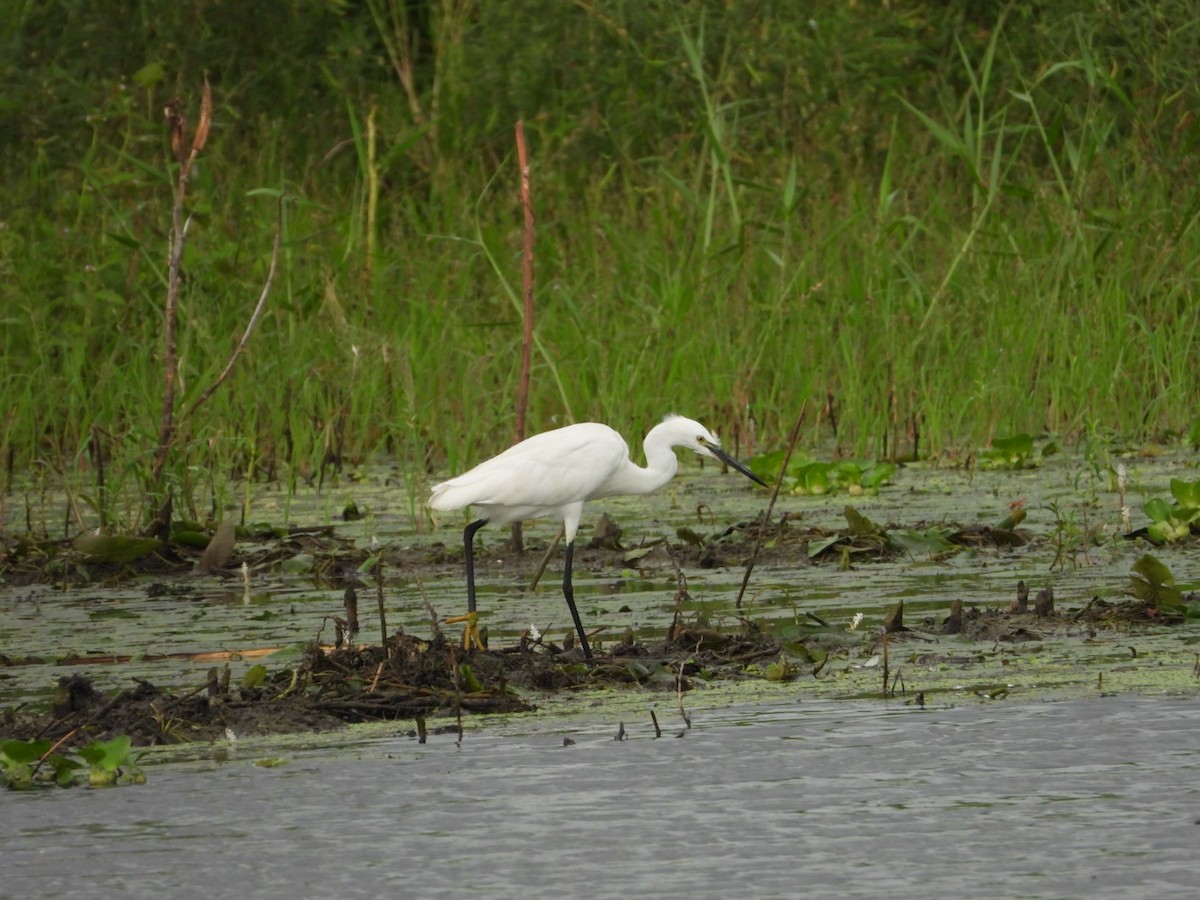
[702,440,768,487]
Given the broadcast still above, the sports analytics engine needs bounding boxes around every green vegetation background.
[2,1,1197,521]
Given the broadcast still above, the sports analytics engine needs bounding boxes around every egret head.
[660,415,767,486]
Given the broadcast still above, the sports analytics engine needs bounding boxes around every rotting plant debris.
[1,631,785,748]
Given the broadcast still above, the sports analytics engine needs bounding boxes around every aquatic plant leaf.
[1129,554,1183,612]
[241,664,268,688]
[807,535,844,558]
[1145,515,1190,545]
[1170,478,1200,508]
[861,462,897,489]
[834,462,864,484]
[743,449,789,482]
[1132,554,1174,587]
[72,533,160,563]
[1,738,52,766]
[1142,497,1173,524]
[802,463,832,495]
[47,755,83,787]
[843,506,879,537]
[77,735,136,773]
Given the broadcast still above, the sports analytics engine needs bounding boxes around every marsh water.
[3,449,1200,896]
[4,449,1199,708]
[4,694,1199,898]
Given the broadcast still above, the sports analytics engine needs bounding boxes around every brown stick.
[514,120,535,443]
[735,403,806,609]
[152,79,212,487]
[511,120,536,552]
[183,200,283,421]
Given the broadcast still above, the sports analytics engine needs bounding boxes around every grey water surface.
[4,693,1197,899]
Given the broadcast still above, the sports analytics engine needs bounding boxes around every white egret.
[429,415,766,659]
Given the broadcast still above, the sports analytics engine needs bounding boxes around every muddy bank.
[3,590,1187,750]
[4,474,1199,750]
[1,627,788,747]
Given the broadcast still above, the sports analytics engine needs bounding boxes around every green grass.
[2,1,1199,531]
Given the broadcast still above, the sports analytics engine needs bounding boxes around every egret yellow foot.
[445,612,485,651]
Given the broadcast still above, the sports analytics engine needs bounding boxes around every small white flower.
[1116,462,1127,492]
[849,612,864,631]
[528,623,541,641]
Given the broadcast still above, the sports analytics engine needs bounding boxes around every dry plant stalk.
[152,79,213,487]
[735,403,807,609]
[510,119,536,552]
[148,79,282,534]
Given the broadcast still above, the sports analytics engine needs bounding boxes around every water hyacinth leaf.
[2,738,53,765]
[1170,478,1200,507]
[1146,519,1189,544]
[1132,554,1175,587]
[77,735,136,771]
[834,461,863,485]
[1142,497,1173,523]
[46,754,84,787]
[861,462,897,489]
[73,533,160,563]
[1129,554,1183,612]
[78,736,141,786]
[743,449,789,483]
[801,463,832,494]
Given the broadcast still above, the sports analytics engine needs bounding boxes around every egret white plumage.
[429,415,766,659]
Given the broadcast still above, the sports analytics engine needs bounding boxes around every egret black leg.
[463,518,488,613]
[561,541,594,660]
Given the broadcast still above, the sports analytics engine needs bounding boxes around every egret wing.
[429,423,629,512]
